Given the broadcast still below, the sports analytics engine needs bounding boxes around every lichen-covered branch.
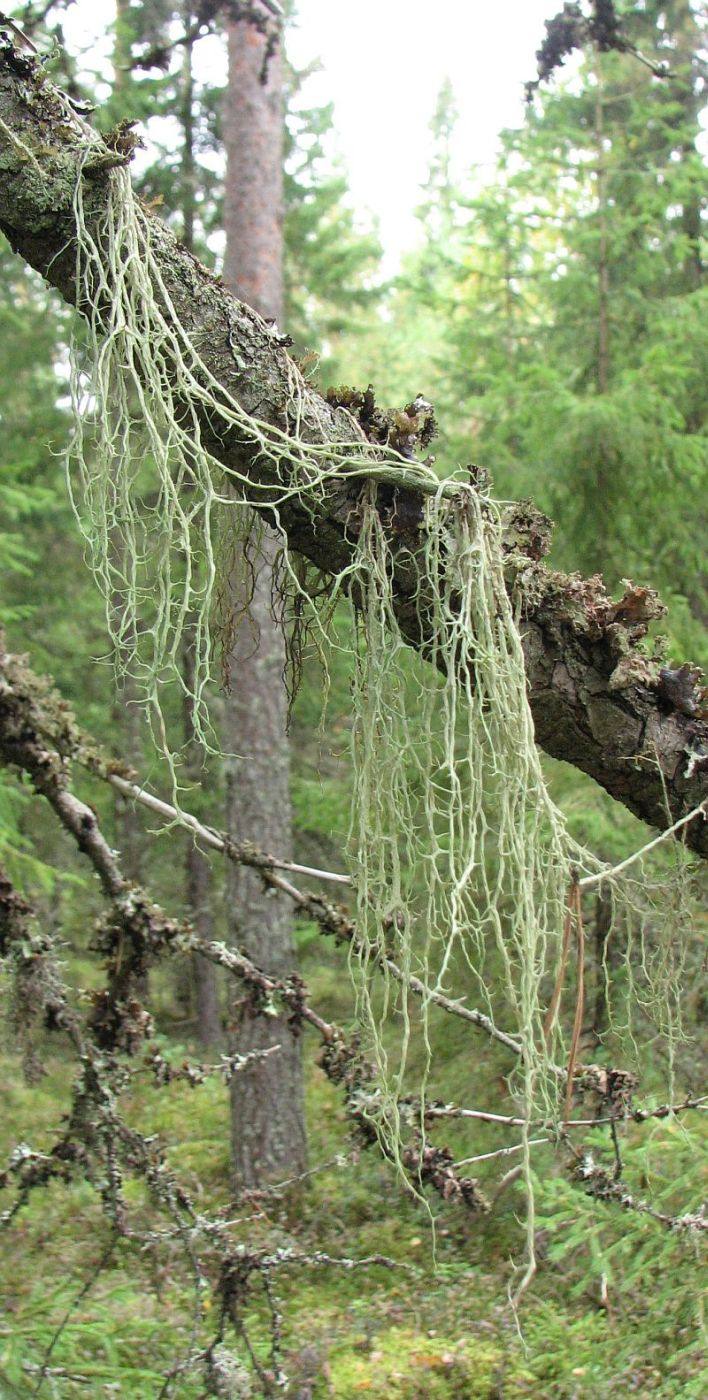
[1,659,702,1322]
[108,777,526,1058]
[0,639,528,1061]
[0,39,706,852]
[572,1156,708,1233]
[0,643,495,1218]
[0,864,85,1069]
[0,992,403,1398]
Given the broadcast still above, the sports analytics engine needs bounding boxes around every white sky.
[286,0,556,263]
[62,0,560,267]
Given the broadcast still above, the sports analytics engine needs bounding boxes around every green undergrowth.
[1,1031,705,1400]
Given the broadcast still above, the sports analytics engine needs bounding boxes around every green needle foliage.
[381,2,706,661]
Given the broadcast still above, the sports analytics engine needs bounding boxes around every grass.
[1,1017,705,1399]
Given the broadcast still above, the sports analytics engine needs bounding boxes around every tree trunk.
[183,625,222,1048]
[594,54,610,398]
[179,9,221,1048]
[221,11,307,1189]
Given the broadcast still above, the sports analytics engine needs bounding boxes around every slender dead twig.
[578,801,707,890]
[454,1138,550,1169]
[32,1237,118,1398]
[109,773,351,886]
[108,778,524,1055]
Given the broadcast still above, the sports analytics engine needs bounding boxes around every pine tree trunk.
[592,50,611,565]
[179,10,221,1049]
[183,626,222,1048]
[221,12,307,1190]
[594,54,610,398]
[673,1,704,294]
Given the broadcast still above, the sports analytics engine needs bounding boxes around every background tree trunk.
[183,625,222,1048]
[179,8,221,1048]
[221,9,307,1189]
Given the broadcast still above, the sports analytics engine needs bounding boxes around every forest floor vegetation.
[1,978,704,1398]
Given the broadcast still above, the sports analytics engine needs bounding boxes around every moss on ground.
[1,1034,705,1399]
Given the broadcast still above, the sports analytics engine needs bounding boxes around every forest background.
[0,1,706,1397]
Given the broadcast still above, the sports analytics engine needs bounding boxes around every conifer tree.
[428,1,706,653]
[221,3,308,1190]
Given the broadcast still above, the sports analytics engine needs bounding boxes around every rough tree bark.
[183,629,222,1047]
[0,39,705,857]
[221,10,307,1188]
[178,9,221,1048]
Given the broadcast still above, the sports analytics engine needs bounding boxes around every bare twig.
[110,771,525,1058]
[108,773,351,885]
[454,1138,550,1169]
[423,1106,530,1127]
[119,758,523,1051]
[575,1157,707,1231]
[422,1095,708,1130]
[32,1237,117,1398]
[0,644,520,1058]
[578,801,708,890]
[0,11,39,55]
[187,934,336,1040]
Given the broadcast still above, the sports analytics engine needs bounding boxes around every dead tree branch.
[0,639,527,1061]
[0,644,497,1218]
[0,43,705,852]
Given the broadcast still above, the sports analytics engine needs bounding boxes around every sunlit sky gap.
[62,0,568,270]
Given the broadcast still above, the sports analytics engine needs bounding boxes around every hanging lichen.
[65,160,697,1292]
[65,159,450,752]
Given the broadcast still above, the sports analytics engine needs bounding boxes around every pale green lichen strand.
[65,162,694,1289]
